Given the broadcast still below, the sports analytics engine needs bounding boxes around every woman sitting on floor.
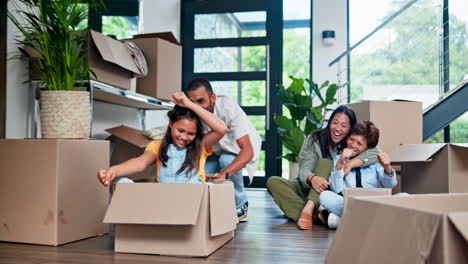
[267,106,381,230]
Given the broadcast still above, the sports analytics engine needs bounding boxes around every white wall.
[6,1,31,138]
[312,0,349,105]
[139,0,181,42]
[5,0,176,139]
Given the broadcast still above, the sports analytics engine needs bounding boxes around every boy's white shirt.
[202,95,262,182]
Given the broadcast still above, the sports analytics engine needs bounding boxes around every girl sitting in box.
[97,92,228,186]
[319,121,402,228]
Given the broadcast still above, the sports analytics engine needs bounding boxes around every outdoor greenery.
[275,77,337,163]
[6,0,101,91]
[350,0,468,143]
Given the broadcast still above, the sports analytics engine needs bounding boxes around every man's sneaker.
[316,205,329,225]
[327,213,341,229]
[237,202,248,222]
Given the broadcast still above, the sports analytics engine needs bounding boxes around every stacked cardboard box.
[124,32,182,100]
[347,100,423,193]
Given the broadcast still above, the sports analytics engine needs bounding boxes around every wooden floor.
[0,189,334,264]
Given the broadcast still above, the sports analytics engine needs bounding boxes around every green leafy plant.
[5,0,102,90]
[275,76,337,163]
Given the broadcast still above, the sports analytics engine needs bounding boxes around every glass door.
[182,0,283,187]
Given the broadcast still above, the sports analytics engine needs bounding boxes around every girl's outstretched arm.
[171,92,228,150]
[97,150,157,187]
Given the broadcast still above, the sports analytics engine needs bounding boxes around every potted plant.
[6,0,100,138]
[275,76,337,179]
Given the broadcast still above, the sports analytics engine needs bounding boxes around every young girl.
[97,92,228,186]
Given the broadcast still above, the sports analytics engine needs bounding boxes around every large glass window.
[194,12,267,39]
[283,0,311,81]
[211,81,266,106]
[349,0,442,110]
[449,0,468,88]
[102,16,138,40]
[450,112,468,143]
[194,46,266,73]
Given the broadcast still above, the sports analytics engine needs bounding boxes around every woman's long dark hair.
[309,105,357,159]
[159,105,204,175]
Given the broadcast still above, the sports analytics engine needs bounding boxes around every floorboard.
[0,189,334,264]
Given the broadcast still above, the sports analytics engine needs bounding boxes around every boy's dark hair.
[349,121,380,148]
[159,105,204,175]
[186,78,213,94]
[309,105,358,159]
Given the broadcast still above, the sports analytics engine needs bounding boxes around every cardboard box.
[347,100,423,153]
[103,181,238,256]
[342,188,392,212]
[31,30,141,90]
[125,32,182,100]
[0,139,109,246]
[327,193,468,263]
[106,125,156,181]
[390,143,468,194]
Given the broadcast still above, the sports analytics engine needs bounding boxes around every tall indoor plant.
[6,0,99,138]
[275,76,337,179]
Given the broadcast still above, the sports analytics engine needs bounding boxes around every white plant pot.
[289,162,299,180]
[40,90,91,139]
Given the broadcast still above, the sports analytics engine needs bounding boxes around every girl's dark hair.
[309,105,357,159]
[349,121,380,148]
[159,105,204,175]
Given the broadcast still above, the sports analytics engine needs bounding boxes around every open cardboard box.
[103,180,238,257]
[327,192,468,263]
[30,30,141,90]
[390,143,468,194]
[106,125,156,181]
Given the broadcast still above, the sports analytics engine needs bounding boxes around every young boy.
[319,121,398,228]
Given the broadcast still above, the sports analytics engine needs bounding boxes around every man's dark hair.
[186,78,213,94]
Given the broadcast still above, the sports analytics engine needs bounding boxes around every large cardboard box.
[126,32,182,100]
[31,30,141,90]
[0,139,109,246]
[106,125,155,181]
[103,181,238,256]
[390,143,468,194]
[347,100,423,153]
[327,193,468,264]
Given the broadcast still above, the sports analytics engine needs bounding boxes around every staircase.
[423,79,468,140]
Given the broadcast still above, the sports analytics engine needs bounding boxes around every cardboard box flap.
[448,212,468,242]
[452,143,468,149]
[133,32,180,45]
[209,181,238,236]
[343,188,391,214]
[103,183,205,225]
[327,196,441,263]
[389,143,447,163]
[105,125,151,148]
[90,30,141,74]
